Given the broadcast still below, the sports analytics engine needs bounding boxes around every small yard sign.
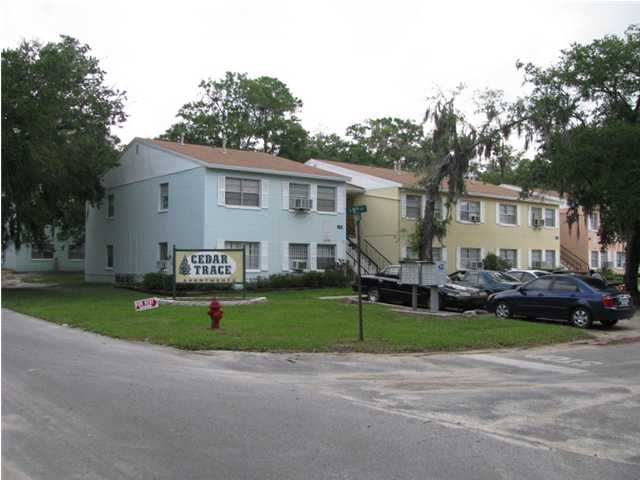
[134,297,159,312]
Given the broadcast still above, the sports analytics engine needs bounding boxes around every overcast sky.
[2,1,639,145]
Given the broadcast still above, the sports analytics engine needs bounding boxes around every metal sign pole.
[357,214,364,341]
[172,244,176,300]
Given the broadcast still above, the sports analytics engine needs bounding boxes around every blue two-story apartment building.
[85,138,348,283]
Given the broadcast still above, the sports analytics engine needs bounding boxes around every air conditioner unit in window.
[533,218,545,228]
[469,214,480,223]
[156,260,168,271]
[469,261,483,270]
[532,261,543,268]
[291,260,307,271]
[290,198,312,211]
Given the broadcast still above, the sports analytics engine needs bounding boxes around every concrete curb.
[157,297,268,307]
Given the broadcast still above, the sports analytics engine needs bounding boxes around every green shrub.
[246,268,349,291]
[483,253,511,271]
[143,272,172,291]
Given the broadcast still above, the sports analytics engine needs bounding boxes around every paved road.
[3,309,640,480]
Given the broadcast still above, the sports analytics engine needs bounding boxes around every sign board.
[174,249,245,284]
[420,261,448,286]
[134,297,159,312]
[400,261,424,285]
[346,205,367,215]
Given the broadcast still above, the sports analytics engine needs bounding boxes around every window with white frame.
[317,186,336,212]
[289,243,309,270]
[405,194,421,219]
[159,183,169,211]
[460,248,481,269]
[107,194,115,218]
[544,208,556,227]
[459,201,481,222]
[317,244,336,269]
[530,207,542,225]
[498,204,517,225]
[67,240,85,260]
[106,245,114,269]
[531,250,543,267]
[544,250,556,268]
[289,183,310,201]
[601,251,611,268]
[404,246,419,259]
[434,198,444,219]
[225,241,260,270]
[225,178,260,207]
[31,241,54,260]
[590,250,599,269]
[589,212,600,230]
[158,242,169,261]
[499,249,517,268]
[432,247,443,262]
[616,252,626,268]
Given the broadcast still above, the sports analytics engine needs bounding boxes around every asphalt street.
[2,308,640,480]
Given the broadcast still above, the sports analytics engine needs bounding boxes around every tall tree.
[2,36,126,249]
[345,117,424,167]
[515,24,640,298]
[414,87,513,261]
[162,72,306,159]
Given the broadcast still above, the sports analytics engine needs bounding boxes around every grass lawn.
[1,274,591,352]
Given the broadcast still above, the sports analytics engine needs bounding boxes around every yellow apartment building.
[306,159,561,273]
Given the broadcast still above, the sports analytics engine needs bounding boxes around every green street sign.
[347,205,367,215]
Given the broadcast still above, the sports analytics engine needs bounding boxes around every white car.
[507,269,550,283]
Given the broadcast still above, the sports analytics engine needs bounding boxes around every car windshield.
[488,271,519,282]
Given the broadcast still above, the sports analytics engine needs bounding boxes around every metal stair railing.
[560,246,589,272]
[346,238,379,276]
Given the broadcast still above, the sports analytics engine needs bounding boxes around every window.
[528,277,553,291]
[589,212,600,230]
[591,250,600,269]
[159,183,169,211]
[499,204,517,225]
[544,250,556,268]
[499,249,517,268]
[317,186,336,212]
[289,243,309,270]
[459,201,481,222]
[107,194,115,218]
[552,277,578,292]
[290,183,310,201]
[434,198,444,219]
[531,249,543,267]
[405,194,421,219]
[31,241,54,260]
[404,246,419,259]
[544,208,556,227]
[317,244,336,269]
[68,240,85,260]
[225,241,260,270]
[158,242,169,261]
[460,248,481,269]
[616,252,626,268]
[530,207,542,225]
[106,245,114,269]
[381,265,400,278]
[226,178,260,207]
[432,247,443,262]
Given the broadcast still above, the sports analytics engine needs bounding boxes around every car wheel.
[495,302,512,319]
[600,319,618,328]
[570,307,593,328]
[368,287,381,303]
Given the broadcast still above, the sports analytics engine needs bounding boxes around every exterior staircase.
[560,246,589,272]
[346,237,392,276]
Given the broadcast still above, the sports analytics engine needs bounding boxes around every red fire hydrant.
[208,298,223,330]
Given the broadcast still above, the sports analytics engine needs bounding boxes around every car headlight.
[487,294,495,302]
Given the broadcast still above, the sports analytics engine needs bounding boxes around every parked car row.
[354,264,635,329]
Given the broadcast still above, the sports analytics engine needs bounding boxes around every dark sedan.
[449,269,523,294]
[487,274,635,328]
[356,265,487,311]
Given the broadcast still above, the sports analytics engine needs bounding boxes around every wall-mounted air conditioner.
[291,260,307,271]
[469,214,480,223]
[290,197,312,211]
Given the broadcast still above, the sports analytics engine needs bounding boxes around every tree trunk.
[420,185,439,262]
[623,226,640,303]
